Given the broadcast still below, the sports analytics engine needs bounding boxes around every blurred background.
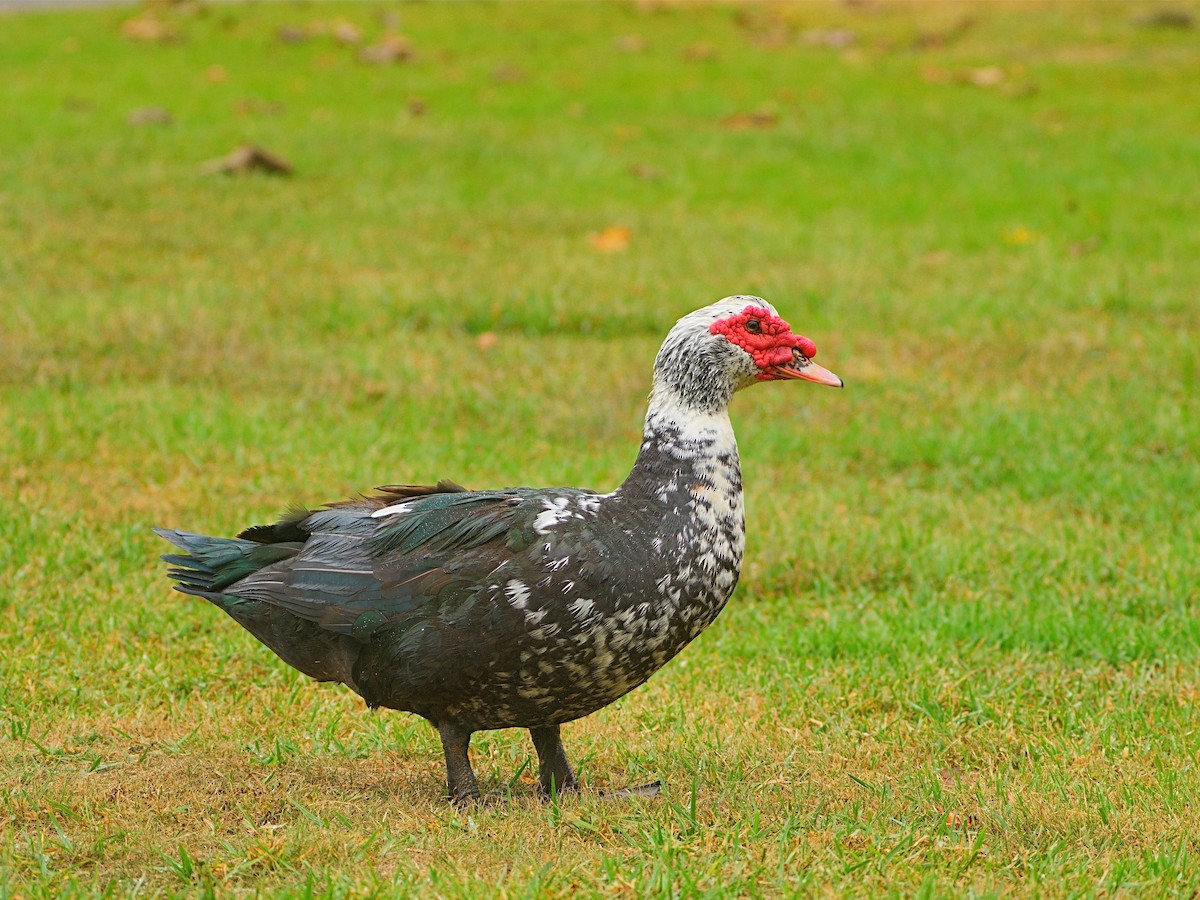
[2,0,1199,894]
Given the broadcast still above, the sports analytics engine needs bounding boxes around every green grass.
[2,0,1199,895]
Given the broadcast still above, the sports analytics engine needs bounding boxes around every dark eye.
[745,319,762,334]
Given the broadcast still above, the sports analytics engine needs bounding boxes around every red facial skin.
[709,305,819,380]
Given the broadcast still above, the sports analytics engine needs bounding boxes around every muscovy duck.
[156,296,842,803]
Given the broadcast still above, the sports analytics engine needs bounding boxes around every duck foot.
[598,780,662,800]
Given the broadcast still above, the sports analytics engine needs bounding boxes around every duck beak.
[769,351,844,388]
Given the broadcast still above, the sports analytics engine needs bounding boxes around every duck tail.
[153,527,300,596]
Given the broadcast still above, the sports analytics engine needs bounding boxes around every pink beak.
[769,353,844,388]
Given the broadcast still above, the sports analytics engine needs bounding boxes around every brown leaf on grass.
[803,28,857,49]
[1136,9,1194,28]
[360,35,413,65]
[201,145,293,176]
[587,226,631,253]
[331,20,363,45]
[127,106,172,126]
[720,111,779,131]
[961,66,1005,87]
[120,14,178,43]
[205,64,227,84]
[474,332,498,351]
[613,34,646,53]
[407,98,427,117]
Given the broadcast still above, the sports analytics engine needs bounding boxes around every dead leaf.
[201,145,293,176]
[587,226,631,253]
[127,106,172,126]
[360,34,413,64]
[474,332,498,351]
[407,98,426,116]
[120,15,178,43]
[962,66,1005,87]
[205,65,227,84]
[1136,9,1194,28]
[331,20,362,45]
[720,111,779,131]
[613,34,646,53]
[803,28,857,49]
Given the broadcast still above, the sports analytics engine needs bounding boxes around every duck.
[156,295,843,803]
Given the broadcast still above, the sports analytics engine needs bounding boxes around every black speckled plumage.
[156,296,842,802]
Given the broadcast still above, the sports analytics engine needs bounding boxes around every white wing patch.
[371,502,413,519]
[505,579,531,609]
[533,497,576,534]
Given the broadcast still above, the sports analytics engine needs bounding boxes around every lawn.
[1,0,1199,895]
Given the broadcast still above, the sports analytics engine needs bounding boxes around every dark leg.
[530,725,578,799]
[437,721,480,805]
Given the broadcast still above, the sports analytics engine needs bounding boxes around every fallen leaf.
[331,20,362,45]
[474,332,498,351]
[613,34,646,53]
[962,66,1005,87]
[720,111,779,131]
[201,145,293,176]
[1136,9,1194,28]
[587,226,631,253]
[359,34,413,65]
[803,28,857,49]
[683,42,716,61]
[205,65,227,84]
[127,106,172,126]
[407,98,426,116]
[120,15,178,43]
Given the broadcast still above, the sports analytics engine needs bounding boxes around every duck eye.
[745,319,762,334]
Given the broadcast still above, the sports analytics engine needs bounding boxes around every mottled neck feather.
[619,373,740,497]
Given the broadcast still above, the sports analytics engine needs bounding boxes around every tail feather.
[154,527,302,593]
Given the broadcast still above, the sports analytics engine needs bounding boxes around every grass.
[2,0,1199,894]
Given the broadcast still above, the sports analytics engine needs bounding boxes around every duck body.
[157,296,841,801]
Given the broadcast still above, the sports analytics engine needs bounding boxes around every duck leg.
[438,721,480,804]
[530,725,578,798]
